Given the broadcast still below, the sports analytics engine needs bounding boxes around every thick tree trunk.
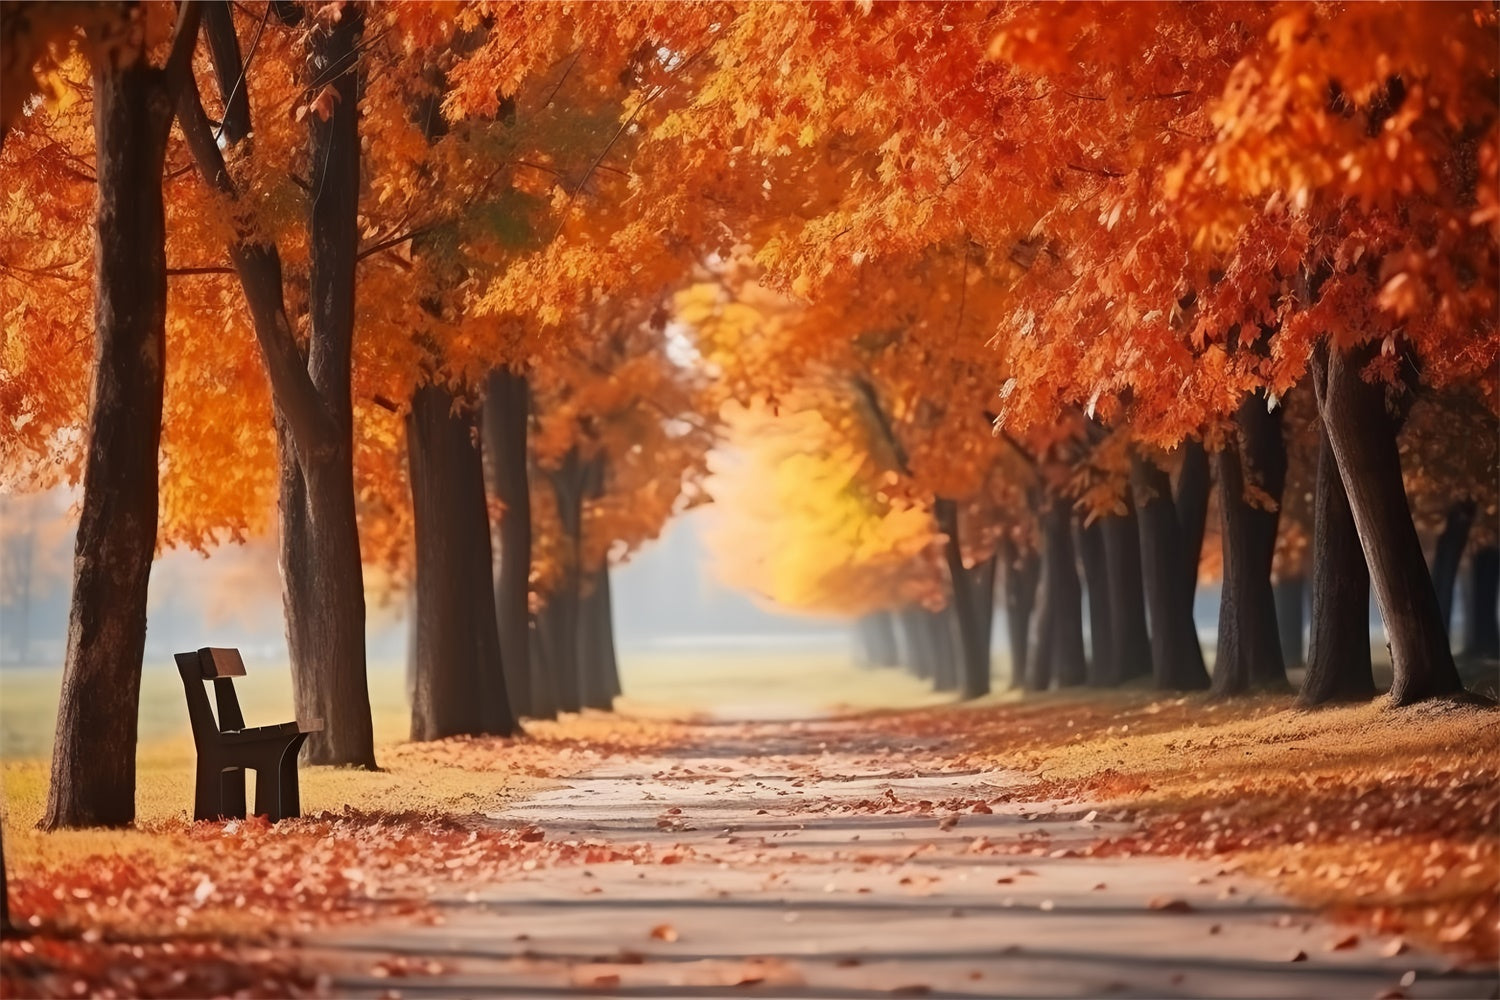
[574,457,613,711]
[1077,517,1115,686]
[1001,536,1040,689]
[1465,546,1500,661]
[44,28,178,829]
[1101,502,1152,682]
[930,607,961,693]
[1132,454,1211,691]
[1212,392,1289,697]
[178,9,374,764]
[1314,344,1465,704]
[1176,439,1211,598]
[277,9,376,765]
[856,611,900,668]
[1038,501,1087,688]
[541,449,588,713]
[576,573,613,710]
[966,553,998,691]
[482,368,536,717]
[1299,422,1374,705]
[934,499,992,698]
[1432,501,1476,639]
[1274,576,1306,669]
[926,607,960,692]
[406,383,514,740]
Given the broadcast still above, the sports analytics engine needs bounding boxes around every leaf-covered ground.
[861,690,1499,964]
[2,665,1495,996]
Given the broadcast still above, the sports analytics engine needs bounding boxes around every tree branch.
[852,377,912,478]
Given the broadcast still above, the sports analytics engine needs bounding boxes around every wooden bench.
[175,647,322,823]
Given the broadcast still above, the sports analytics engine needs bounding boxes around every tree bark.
[1211,391,1289,697]
[274,8,376,765]
[574,457,614,711]
[1001,535,1040,689]
[1432,501,1475,639]
[540,448,589,713]
[1101,501,1152,682]
[595,566,623,700]
[1077,516,1115,686]
[406,384,515,740]
[930,607,961,693]
[1035,500,1087,688]
[1465,546,1500,661]
[896,606,935,679]
[1299,421,1374,705]
[933,499,992,698]
[1132,454,1211,691]
[1314,343,1465,704]
[1274,575,1306,669]
[482,368,536,717]
[856,611,900,668]
[926,607,960,692]
[1176,438,1211,599]
[43,7,191,828]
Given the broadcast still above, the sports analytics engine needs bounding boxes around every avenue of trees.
[0,1,1494,829]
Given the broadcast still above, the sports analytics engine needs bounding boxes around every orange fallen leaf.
[1328,932,1359,951]
[649,923,678,942]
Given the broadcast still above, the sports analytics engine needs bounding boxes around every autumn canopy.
[0,0,1494,836]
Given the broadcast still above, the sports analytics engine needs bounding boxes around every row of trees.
[1,1,1494,829]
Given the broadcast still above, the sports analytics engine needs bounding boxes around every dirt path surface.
[302,717,1497,998]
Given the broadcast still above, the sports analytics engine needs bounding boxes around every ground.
[1,654,1496,998]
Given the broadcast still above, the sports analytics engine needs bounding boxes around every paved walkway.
[303,717,1497,998]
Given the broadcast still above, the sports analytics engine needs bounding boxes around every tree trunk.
[44,19,180,828]
[275,9,376,765]
[1432,501,1476,639]
[574,457,613,711]
[595,566,623,700]
[896,606,934,679]
[541,449,588,713]
[1001,535,1040,689]
[933,499,992,698]
[1465,546,1500,661]
[930,607,961,693]
[927,607,960,692]
[1274,576,1306,669]
[1101,501,1152,682]
[1077,517,1115,686]
[1176,438,1211,598]
[1299,421,1374,705]
[1132,454,1211,691]
[966,553,998,693]
[1037,500,1087,688]
[1212,392,1289,697]
[482,369,535,717]
[1314,343,1464,704]
[406,384,514,740]
[856,611,900,668]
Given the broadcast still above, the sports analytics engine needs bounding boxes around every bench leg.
[220,767,247,820]
[194,762,228,822]
[278,735,309,820]
[252,765,278,822]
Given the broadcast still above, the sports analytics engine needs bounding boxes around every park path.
[302,713,1495,999]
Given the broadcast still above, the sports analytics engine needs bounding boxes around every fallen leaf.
[1148,897,1194,913]
[649,923,678,942]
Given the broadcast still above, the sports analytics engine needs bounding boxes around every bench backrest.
[175,648,249,745]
